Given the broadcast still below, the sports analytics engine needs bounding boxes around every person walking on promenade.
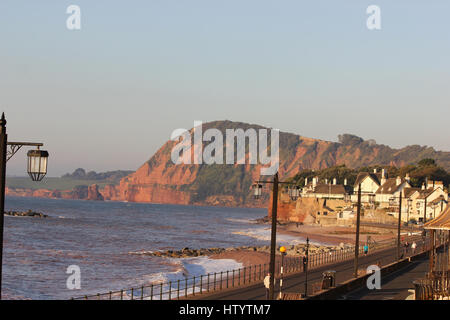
[363,243,369,256]
[263,273,271,299]
[403,241,409,257]
[411,241,417,255]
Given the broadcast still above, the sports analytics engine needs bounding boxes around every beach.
[209,221,399,267]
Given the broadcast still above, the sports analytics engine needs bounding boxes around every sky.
[1,1,449,176]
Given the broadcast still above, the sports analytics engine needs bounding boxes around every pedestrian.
[404,241,409,257]
[411,241,417,255]
[363,244,369,255]
[263,273,271,299]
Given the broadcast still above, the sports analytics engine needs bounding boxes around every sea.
[3,196,309,300]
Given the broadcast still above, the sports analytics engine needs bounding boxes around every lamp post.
[304,237,309,297]
[354,184,362,278]
[0,113,48,299]
[252,172,297,300]
[279,246,286,299]
[389,193,406,260]
[407,199,412,224]
[396,193,403,260]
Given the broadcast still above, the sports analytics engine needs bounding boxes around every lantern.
[289,186,300,201]
[27,149,49,181]
[253,183,262,199]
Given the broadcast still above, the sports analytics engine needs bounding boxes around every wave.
[225,218,258,224]
[114,256,243,300]
[232,227,327,246]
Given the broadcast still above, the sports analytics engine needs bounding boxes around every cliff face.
[6,121,450,207]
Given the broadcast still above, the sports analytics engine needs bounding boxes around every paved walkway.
[340,257,429,300]
[192,245,417,300]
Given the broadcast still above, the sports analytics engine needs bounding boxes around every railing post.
[151,284,153,300]
[168,281,172,300]
[177,280,180,300]
[207,273,210,292]
[238,269,241,286]
[185,279,188,298]
[120,290,123,300]
[227,271,229,288]
[232,270,235,287]
[141,286,144,300]
[160,283,163,300]
[220,272,223,290]
[200,275,203,294]
[213,273,216,291]
[193,276,196,296]
[109,291,112,300]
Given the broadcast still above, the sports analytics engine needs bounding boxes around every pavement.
[340,258,428,300]
[342,246,448,300]
[192,244,423,300]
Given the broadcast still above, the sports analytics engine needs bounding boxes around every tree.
[418,158,436,167]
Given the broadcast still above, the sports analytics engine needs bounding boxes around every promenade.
[192,244,424,300]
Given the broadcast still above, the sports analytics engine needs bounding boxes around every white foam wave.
[119,256,243,300]
[225,218,258,224]
[232,227,326,246]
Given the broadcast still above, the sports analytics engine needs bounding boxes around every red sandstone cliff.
[6,121,450,208]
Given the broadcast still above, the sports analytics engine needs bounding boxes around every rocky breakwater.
[134,243,348,259]
[5,210,48,218]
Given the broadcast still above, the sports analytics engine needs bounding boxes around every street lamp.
[0,113,48,299]
[252,183,262,199]
[279,246,286,299]
[252,172,296,300]
[304,237,310,297]
[27,149,49,181]
[288,186,300,201]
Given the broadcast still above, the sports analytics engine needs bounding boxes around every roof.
[428,196,447,206]
[376,178,410,195]
[424,205,450,230]
[354,172,381,187]
[308,183,347,195]
[417,188,440,199]
[404,187,420,198]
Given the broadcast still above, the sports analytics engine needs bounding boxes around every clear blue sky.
[1,1,449,176]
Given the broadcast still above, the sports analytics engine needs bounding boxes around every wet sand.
[210,222,398,267]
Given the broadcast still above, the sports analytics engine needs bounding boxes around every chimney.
[313,177,317,187]
[427,180,434,190]
[422,183,425,190]
[373,168,377,174]
[396,176,402,186]
[344,178,347,186]
[333,178,337,185]
[381,169,387,185]
[305,177,308,186]
[405,173,410,183]
[325,178,328,185]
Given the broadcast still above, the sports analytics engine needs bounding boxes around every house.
[302,177,350,200]
[408,181,448,222]
[375,175,412,208]
[351,169,383,203]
